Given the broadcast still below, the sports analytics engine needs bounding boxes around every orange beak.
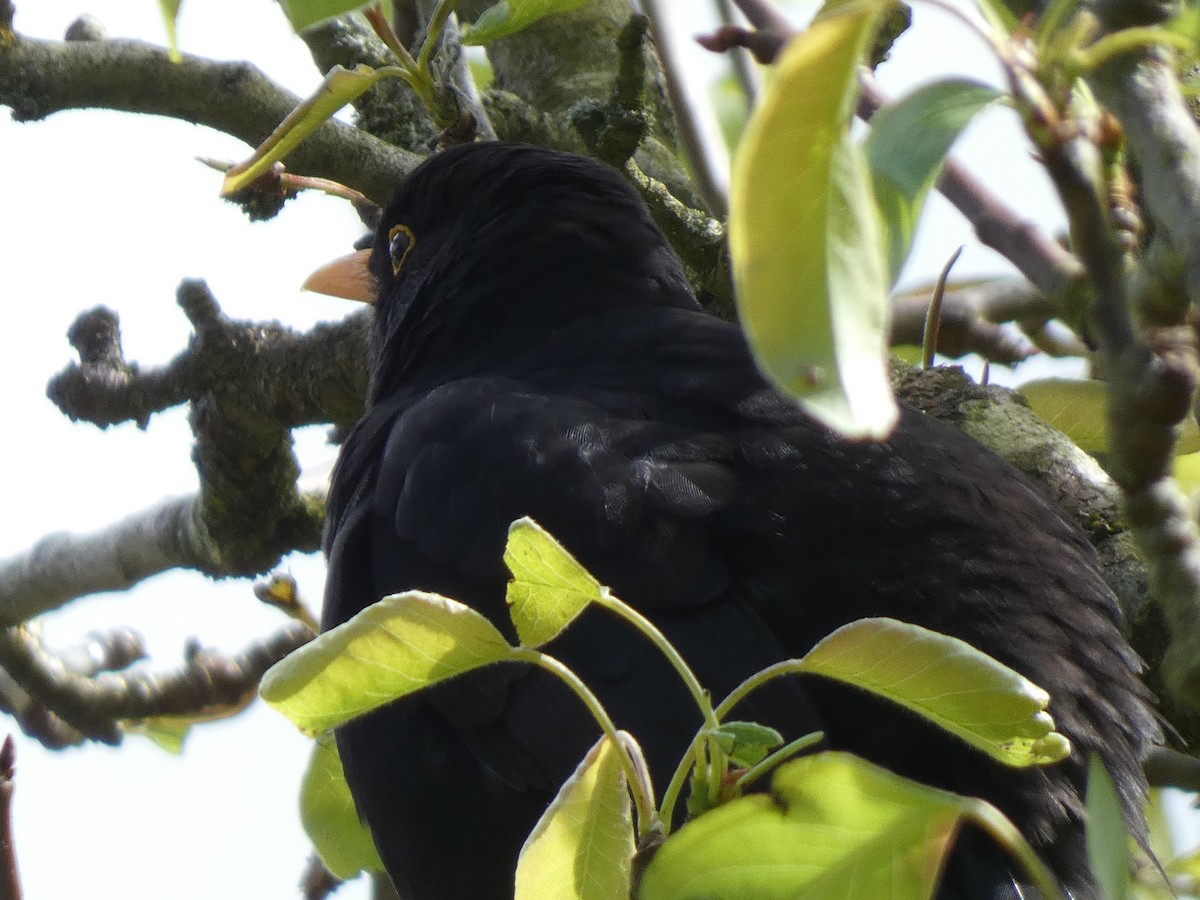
[302,249,377,303]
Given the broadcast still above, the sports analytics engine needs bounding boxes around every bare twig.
[301,855,343,900]
[0,623,312,744]
[1144,746,1200,792]
[643,0,731,215]
[0,738,21,900]
[715,0,762,105]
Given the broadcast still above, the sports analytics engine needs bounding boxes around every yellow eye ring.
[388,223,416,276]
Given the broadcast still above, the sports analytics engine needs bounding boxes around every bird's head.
[306,142,698,401]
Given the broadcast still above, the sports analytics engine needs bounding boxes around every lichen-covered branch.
[1010,24,1200,712]
[49,293,370,433]
[0,279,370,628]
[1090,51,1200,306]
[0,26,419,204]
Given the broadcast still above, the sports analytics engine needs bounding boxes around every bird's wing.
[322,374,823,897]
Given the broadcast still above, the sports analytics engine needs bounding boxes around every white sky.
[0,1,1159,898]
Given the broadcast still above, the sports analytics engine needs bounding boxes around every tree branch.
[0,495,213,625]
[890,278,1048,363]
[0,738,20,900]
[0,28,420,204]
[0,621,312,745]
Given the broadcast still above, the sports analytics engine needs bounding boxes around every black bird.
[318,142,1158,899]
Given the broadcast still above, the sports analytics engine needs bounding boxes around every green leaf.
[1021,377,1200,456]
[505,517,604,648]
[223,64,405,196]
[711,721,784,768]
[1018,378,1109,453]
[1175,451,1200,495]
[729,2,897,439]
[515,734,634,900]
[260,590,514,735]
[639,751,965,900]
[866,78,1002,281]
[279,0,370,32]
[1166,3,1200,45]
[1085,756,1130,900]
[462,0,591,46]
[157,0,183,63]
[973,0,1022,34]
[125,716,191,753]
[799,618,1070,768]
[300,737,384,879]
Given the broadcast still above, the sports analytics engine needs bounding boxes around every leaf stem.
[734,730,825,792]
[714,659,807,721]
[1074,27,1194,72]
[363,3,421,71]
[964,798,1066,900]
[596,590,720,730]
[417,0,461,74]
[515,649,659,839]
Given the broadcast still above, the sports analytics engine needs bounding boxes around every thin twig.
[642,0,731,215]
[0,623,313,743]
[0,737,20,900]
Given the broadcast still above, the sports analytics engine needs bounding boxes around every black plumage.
[320,142,1158,899]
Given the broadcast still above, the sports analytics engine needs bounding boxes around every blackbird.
[318,142,1158,899]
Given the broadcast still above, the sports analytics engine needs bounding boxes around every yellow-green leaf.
[729,2,897,439]
[866,78,1002,282]
[462,0,591,46]
[279,0,371,32]
[1021,377,1200,456]
[799,618,1069,767]
[505,517,603,648]
[1085,756,1131,900]
[1174,451,1200,495]
[223,64,405,196]
[639,752,965,900]
[125,716,191,754]
[157,0,183,63]
[300,736,383,879]
[259,590,514,735]
[1019,378,1108,453]
[515,734,634,900]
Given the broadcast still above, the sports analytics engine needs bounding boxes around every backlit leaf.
[279,0,370,32]
[866,78,1002,281]
[1085,756,1131,900]
[157,0,183,62]
[463,0,591,46]
[505,517,603,648]
[516,734,634,900]
[260,590,514,735]
[639,752,964,900]
[730,2,897,439]
[1021,377,1200,456]
[300,737,383,879]
[800,617,1069,767]
[223,64,405,196]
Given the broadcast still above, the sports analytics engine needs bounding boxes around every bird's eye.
[388,224,416,276]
